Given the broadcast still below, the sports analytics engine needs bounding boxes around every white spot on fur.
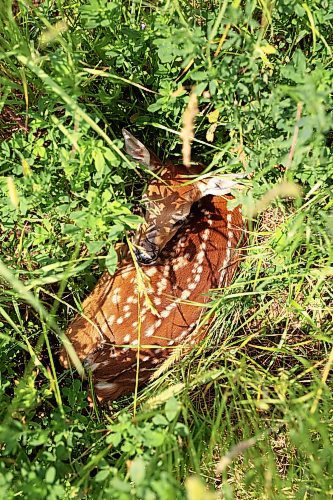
[95,381,118,390]
[173,256,188,271]
[157,277,168,296]
[145,267,157,277]
[99,315,115,335]
[158,278,168,288]
[145,325,156,337]
[123,334,131,343]
[177,330,188,341]
[197,250,205,261]
[116,317,124,325]
[202,228,210,241]
[181,289,191,300]
[112,288,121,305]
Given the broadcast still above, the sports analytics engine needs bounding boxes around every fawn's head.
[123,129,243,265]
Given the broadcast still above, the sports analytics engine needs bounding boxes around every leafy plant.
[0,0,332,498]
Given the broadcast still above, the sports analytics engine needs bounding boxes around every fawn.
[59,129,246,401]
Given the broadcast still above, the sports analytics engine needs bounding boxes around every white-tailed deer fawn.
[59,130,246,401]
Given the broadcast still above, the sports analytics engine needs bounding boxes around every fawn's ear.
[122,129,152,168]
[196,173,246,198]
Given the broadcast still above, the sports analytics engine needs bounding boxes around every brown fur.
[60,129,246,401]
[59,194,245,401]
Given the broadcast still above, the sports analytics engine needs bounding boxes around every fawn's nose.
[134,246,159,265]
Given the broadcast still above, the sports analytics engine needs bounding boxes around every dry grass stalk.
[180,90,198,167]
[150,343,185,381]
[247,181,302,218]
[216,437,257,473]
[144,382,185,409]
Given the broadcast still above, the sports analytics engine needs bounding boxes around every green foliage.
[0,0,332,498]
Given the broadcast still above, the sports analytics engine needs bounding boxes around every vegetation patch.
[0,0,332,498]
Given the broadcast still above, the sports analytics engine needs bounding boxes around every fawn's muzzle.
[134,239,159,265]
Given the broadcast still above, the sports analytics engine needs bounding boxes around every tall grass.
[0,0,332,498]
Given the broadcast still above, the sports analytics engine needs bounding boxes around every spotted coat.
[59,195,245,401]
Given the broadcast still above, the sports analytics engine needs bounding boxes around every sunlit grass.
[0,0,332,498]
